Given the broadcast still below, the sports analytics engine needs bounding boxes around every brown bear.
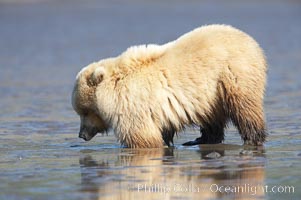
[72,24,267,148]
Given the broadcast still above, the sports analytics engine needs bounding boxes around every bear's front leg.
[161,128,176,147]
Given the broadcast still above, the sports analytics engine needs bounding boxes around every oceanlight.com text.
[132,183,295,195]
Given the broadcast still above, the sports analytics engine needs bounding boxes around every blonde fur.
[72,24,267,148]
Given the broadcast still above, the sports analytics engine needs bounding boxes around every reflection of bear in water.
[72,24,267,148]
[79,146,265,200]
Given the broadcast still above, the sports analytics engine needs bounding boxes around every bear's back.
[163,24,266,73]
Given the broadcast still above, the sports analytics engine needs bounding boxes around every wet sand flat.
[0,0,300,199]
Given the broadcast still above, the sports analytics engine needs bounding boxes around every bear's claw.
[182,137,203,146]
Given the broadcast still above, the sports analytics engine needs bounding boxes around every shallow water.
[0,0,300,200]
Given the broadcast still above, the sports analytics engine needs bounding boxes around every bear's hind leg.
[199,121,225,144]
[232,106,267,146]
[227,93,267,146]
[182,120,226,146]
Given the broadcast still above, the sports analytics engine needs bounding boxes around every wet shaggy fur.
[72,24,267,148]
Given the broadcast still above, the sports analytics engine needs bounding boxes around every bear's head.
[72,62,109,141]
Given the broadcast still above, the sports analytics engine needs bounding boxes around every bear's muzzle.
[78,126,98,141]
[79,131,88,141]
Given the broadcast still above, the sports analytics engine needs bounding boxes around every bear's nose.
[79,132,87,141]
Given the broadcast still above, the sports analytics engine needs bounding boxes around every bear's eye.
[77,109,88,116]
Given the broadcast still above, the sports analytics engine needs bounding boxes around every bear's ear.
[88,67,105,87]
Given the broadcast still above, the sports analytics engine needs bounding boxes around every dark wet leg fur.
[162,128,176,147]
[183,93,227,146]
[218,80,267,146]
[229,101,267,146]
[183,73,267,146]
[183,121,225,146]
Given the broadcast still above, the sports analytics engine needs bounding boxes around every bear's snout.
[79,132,88,141]
[78,126,98,141]
[78,127,90,141]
